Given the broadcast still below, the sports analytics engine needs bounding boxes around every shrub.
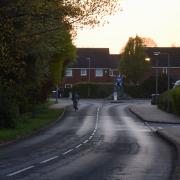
[158,90,173,112]
[124,85,145,98]
[72,83,113,98]
[0,88,19,128]
[172,87,180,115]
[140,74,172,98]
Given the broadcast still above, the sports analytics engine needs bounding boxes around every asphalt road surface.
[0,100,175,180]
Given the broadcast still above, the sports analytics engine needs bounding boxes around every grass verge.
[0,105,64,144]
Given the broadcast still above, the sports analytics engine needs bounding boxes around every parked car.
[173,80,180,88]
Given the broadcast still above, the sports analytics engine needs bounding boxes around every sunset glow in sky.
[74,0,180,54]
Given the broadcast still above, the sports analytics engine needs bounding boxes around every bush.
[158,88,180,115]
[72,83,154,99]
[72,83,114,98]
[0,88,19,128]
[124,85,146,98]
[172,87,180,115]
[140,74,171,98]
[158,90,173,112]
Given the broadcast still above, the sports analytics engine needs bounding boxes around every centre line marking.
[62,149,73,155]
[7,166,34,177]
[75,144,82,149]
[89,136,93,140]
[40,156,59,164]
[83,140,89,144]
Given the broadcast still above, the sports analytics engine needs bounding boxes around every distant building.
[60,48,120,88]
[145,47,180,82]
[60,47,180,89]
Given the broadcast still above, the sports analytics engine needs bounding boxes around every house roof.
[109,54,121,68]
[68,47,180,69]
[68,48,119,69]
[145,47,180,67]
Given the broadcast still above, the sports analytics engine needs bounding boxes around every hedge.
[71,83,114,98]
[0,88,19,128]
[158,87,180,115]
[172,87,180,115]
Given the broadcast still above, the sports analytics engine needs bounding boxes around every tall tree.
[0,0,120,111]
[0,0,77,112]
[0,0,121,87]
[119,35,151,85]
[142,37,157,47]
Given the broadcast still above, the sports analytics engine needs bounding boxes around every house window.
[96,69,103,77]
[109,69,113,76]
[65,68,72,77]
[162,67,168,74]
[65,84,72,88]
[81,68,87,76]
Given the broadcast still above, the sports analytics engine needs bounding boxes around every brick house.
[145,47,180,83]
[60,47,180,89]
[60,48,120,88]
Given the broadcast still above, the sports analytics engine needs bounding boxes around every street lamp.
[154,52,170,91]
[153,51,170,109]
[86,57,91,97]
[153,52,160,101]
[145,57,151,62]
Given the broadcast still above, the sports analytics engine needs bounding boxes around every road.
[0,100,175,180]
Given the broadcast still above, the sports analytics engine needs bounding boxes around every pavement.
[49,98,72,109]
[128,102,180,180]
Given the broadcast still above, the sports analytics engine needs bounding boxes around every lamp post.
[153,52,170,108]
[87,57,91,97]
[153,52,159,102]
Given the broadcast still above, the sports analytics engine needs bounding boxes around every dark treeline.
[0,1,77,127]
[0,0,120,127]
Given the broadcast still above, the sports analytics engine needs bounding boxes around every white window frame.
[162,67,168,74]
[109,69,114,76]
[65,68,72,77]
[81,68,87,76]
[65,84,72,88]
[96,68,103,77]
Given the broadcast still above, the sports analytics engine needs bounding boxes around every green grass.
[0,105,64,143]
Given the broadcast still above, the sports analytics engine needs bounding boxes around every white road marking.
[115,128,151,132]
[144,122,157,132]
[75,144,82,149]
[6,105,101,178]
[172,125,180,128]
[89,136,93,140]
[7,166,34,177]
[40,156,59,164]
[83,140,89,144]
[62,149,74,155]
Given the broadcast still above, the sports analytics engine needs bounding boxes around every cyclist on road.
[72,91,79,111]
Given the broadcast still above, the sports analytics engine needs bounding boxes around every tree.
[0,0,120,123]
[0,1,77,114]
[142,37,157,47]
[119,35,151,85]
[0,0,120,89]
[63,0,121,26]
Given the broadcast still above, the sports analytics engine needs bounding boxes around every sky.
[74,0,180,54]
